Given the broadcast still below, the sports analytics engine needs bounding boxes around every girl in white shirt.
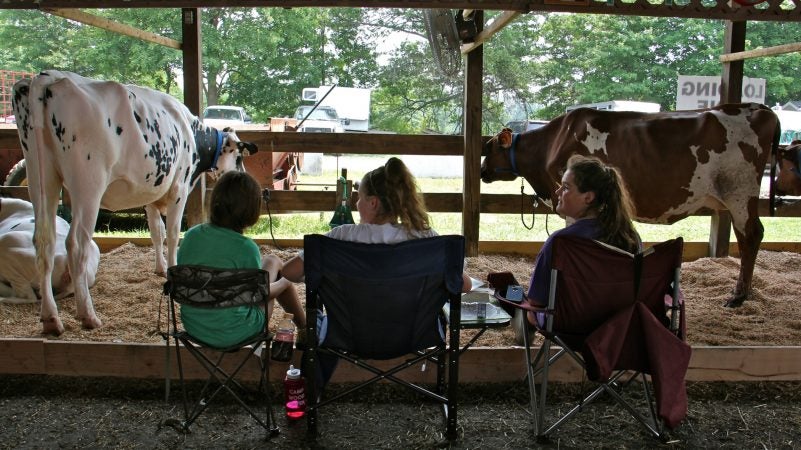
[283,157,470,292]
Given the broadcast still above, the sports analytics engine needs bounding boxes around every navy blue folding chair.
[302,234,465,440]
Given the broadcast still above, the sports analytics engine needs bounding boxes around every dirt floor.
[1,245,801,448]
[0,375,799,448]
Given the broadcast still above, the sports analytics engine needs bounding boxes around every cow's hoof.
[724,296,746,308]
[80,315,103,330]
[41,317,65,336]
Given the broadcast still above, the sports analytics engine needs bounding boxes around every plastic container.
[271,313,295,362]
[284,365,306,420]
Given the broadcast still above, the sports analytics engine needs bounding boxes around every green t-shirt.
[177,223,265,347]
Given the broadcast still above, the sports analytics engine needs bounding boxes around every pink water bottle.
[284,365,306,420]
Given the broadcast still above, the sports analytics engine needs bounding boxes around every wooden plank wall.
[2,339,800,383]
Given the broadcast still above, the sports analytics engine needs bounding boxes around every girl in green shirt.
[177,171,305,347]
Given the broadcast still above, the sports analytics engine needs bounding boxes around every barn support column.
[462,10,484,257]
[181,8,207,227]
[711,19,746,257]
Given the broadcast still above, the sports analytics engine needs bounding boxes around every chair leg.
[445,345,458,440]
[601,373,662,438]
[521,318,539,434]
[536,338,551,439]
[257,344,280,438]
[304,346,319,438]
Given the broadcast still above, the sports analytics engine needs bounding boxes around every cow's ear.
[498,129,513,148]
[238,141,258,155]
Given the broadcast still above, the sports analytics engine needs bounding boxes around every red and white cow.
[481,103,780,307]
[0,196,100,304]
[776,140,801,196]
[12,70,258,335]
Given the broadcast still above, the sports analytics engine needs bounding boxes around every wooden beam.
[720,41,801,62]
[44,8,181,49]
[462,10,483,257]
[181,8,206,226]
[710,20,747,258]
[1,185,798,218]
[3,0,800,22]
[74,236,801,260]
[4,339,801,382]
[461,10,520,54]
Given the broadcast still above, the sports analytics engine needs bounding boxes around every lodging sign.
[676,75,766,110]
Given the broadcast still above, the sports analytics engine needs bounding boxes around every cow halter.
[492,133,521,176]
[504,133,521,176]
[503,133,540,231]
[210,130,227,172]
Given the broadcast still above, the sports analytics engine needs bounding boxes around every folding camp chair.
[302,234,465,440]
[492,236,689,441]
[162,265,279,438]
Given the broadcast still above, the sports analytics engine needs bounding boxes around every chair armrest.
[494,290,548,313]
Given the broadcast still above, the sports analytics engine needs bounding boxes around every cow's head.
[776,140,801,196]
[480,128,519,183]
[206,127,259,180]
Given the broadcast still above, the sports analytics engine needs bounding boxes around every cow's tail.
[769,113,780,217]
[26,73,57,279]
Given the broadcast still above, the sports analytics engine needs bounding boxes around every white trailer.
[566,100,661,113]
[301,86,372,132]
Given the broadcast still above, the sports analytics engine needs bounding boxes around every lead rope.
[520,178,537,230]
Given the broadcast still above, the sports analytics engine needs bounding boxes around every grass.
[94,166,801,243]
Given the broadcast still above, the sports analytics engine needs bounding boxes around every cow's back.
[19,70,199,212]
[550,103,778,222]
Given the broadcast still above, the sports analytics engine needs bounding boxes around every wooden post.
[711,19,746,257]
[181,8,206,227]
[462,10,484,257]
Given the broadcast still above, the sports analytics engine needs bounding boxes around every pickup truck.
[202,105,252,129]
[293,105,346,133]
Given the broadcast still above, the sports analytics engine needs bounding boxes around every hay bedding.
[1,243,800,347]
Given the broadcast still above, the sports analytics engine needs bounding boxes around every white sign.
[676,75,766,110]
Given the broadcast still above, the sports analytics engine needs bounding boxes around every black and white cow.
[0,196,100,304]
[12,70,258,335]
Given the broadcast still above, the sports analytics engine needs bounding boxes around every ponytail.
[567,155,640,253]
[362,157,431,234]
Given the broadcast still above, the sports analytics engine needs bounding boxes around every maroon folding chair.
[492,235,689,441]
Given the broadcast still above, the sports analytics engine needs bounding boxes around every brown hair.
[567,155,640,253]
[362,157,431,234]
[209,171,262,233]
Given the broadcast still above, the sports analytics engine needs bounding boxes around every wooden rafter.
[44,8,182,49]
[1,0,801,22]
[460,10,520,54]
[721,41,801,62]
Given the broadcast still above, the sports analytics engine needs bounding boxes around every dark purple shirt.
[527,218,602,306]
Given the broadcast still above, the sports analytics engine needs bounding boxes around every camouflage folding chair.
[162,265,279,438]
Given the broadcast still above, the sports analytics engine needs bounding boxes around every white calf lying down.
[0,197,99,304]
